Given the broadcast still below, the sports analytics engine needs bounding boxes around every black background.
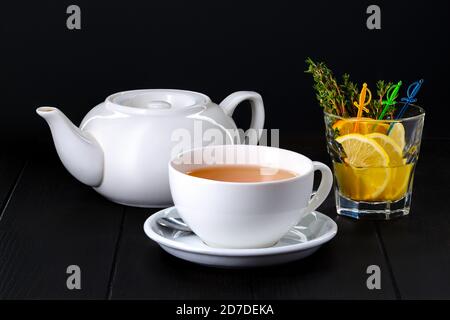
[2,0,449,143]
[1,1,450,301]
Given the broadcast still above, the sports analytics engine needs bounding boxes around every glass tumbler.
[324,104,425,220]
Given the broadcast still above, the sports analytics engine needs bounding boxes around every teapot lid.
[105,89,211,115]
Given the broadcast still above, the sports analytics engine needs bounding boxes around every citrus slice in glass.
[335,133,389,167]
[352,167,392,201]
[334,163,392,201]
[365,133,404,166]
[388,122,406,150]
[332,118,389,135]
[381,164,413,201]
[335,134,391,200]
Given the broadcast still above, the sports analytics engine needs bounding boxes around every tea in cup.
[169,145,333,249]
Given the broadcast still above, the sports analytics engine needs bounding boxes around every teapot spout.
[36,107,104,187]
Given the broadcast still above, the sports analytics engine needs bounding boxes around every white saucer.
[143,207,337,268]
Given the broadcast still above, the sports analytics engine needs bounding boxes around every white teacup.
[169,145,333,249]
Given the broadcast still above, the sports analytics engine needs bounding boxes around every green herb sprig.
[305,58,346,116]
[305,57,394,119]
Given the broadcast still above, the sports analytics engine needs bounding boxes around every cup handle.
[304,161,333,214]
[219,91,265,144]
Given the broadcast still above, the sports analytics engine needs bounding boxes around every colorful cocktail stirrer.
[353,83,371,132]
[378,81,402,120]
[387,79,424,134]
[397,79,423,119]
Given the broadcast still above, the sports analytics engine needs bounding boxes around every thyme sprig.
[305,58,394,119]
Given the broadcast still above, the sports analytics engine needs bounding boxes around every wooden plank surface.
[0,142,124,299]
[0,145,26,215]
[108,207,254,299]
[0,138,448,299]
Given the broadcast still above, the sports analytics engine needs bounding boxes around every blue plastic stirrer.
[387,79,424,134]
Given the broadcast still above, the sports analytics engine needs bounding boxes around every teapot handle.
[219,91,265,144]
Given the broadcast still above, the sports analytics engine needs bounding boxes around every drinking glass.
[323,104,425,219]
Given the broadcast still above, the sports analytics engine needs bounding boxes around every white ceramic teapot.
[36,89,264,207]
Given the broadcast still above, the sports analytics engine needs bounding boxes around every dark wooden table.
[0,137,449,300]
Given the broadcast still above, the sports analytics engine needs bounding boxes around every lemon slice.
[335,134,389,167]
[334,163,390,201]
[352,167,391,200]
[335,134,391,200]
[382,164,413,201]
[365,133,404,166]
[332,118,389,135]
[388,123,406,150]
